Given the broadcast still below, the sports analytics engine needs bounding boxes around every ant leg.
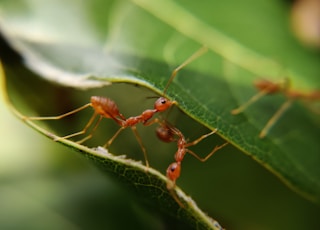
[76,115,103,144]
[103,126,125,148]
[55,112,98,141]
[231,90,268,115]
[186,142,228,162]
[168,186,184,208]
[163,46,208,95]
[131,126,149,168]
[184,128,218,148]
[25,103,92,120]
[259,99,293,138]
[143,117,161,126]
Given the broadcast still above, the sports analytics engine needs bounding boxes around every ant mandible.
[231,78,320,138]
[155,120,228,191]
[25,46,209,167]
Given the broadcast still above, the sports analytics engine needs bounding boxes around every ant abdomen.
[90,96,125,120]
[155,124,176,143]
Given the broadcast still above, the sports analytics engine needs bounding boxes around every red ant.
[155,120,228,205]
[231,78,320,138]
[24,46,209,167]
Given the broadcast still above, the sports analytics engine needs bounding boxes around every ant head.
[166,162,181,181]
[154,97,175,112]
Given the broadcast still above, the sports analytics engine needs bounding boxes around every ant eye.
[161,98,167,104]
[154,97,173,111]
[170,164,177,172]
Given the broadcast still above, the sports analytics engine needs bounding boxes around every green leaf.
[1,65,226,230]
[1,0,320,229]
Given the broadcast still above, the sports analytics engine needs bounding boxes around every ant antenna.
[162,46,208,95]
[145,96,159,99]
